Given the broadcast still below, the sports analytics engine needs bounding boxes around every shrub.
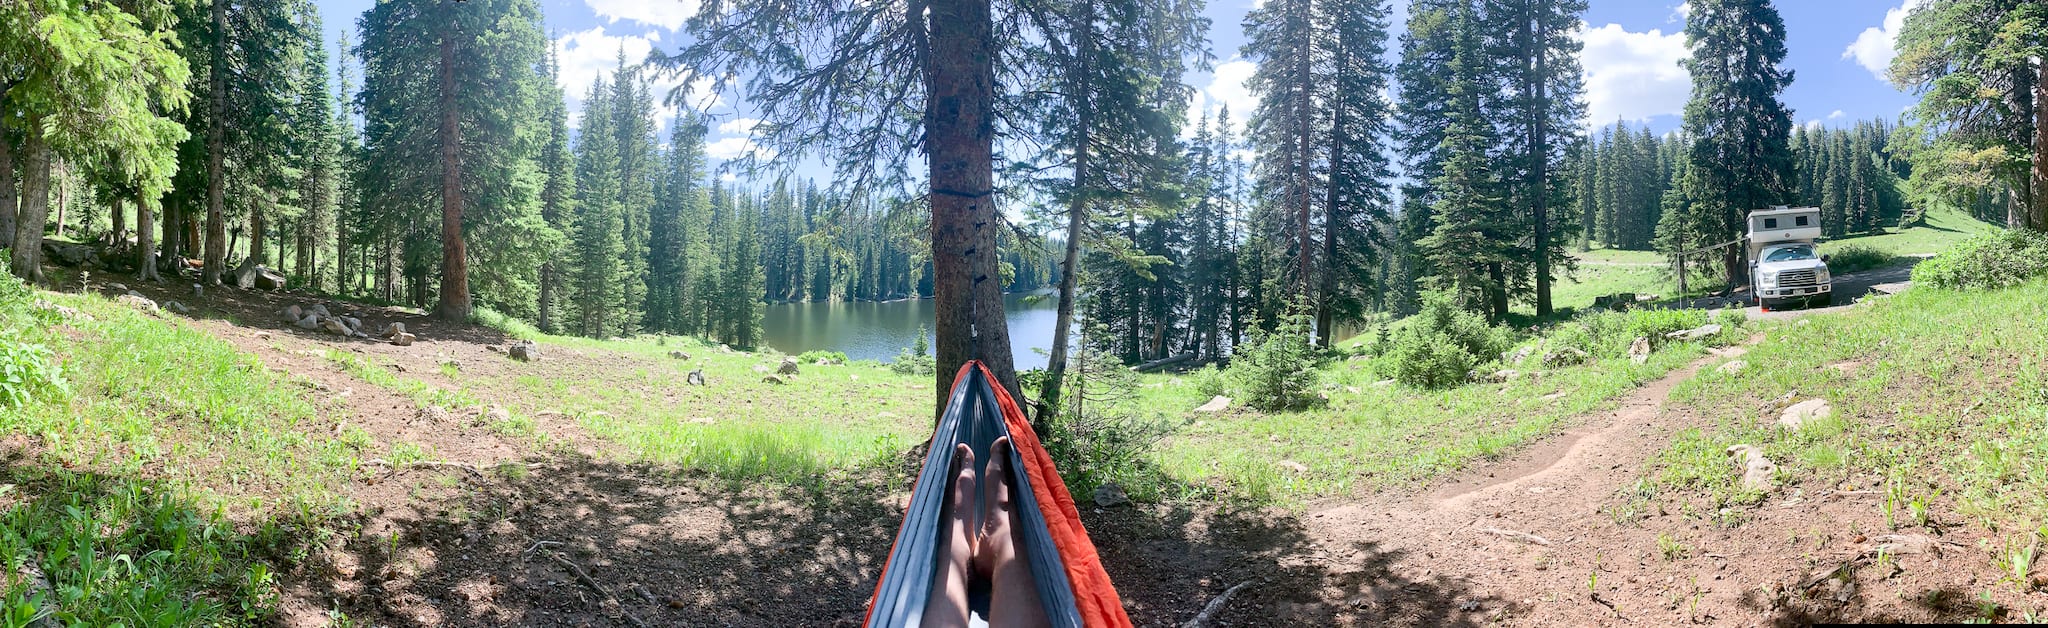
[890,324,936,376]
[1227,307,1323,411]
[797,350,849,364]
[1040,342,1171,501]
[1824,244,1896,275]
[1552,307,1710,359]
[1189,365,1228,398]
[1911,230,2048,290]
[1382,292,1512,389]
[0,329,67,408]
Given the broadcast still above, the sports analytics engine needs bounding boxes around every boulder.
[686,369,706,386]
[284,305,304,322]
[1193,396,1232,413]
[668,351,690,360]
[309,304,330,318]
[483,406,512,426]
[1628,336,1651,364]
[1726,444,1776,492]
[1777,399,1832,430]
[1665,323,1724,342]
[1543,347,1590,367]
[230,262,285,290]
[1485,369,1520,383]
[42,240,98,267]
[115,294,159,314]
[381,322,406,338]
[191,284,203,299]
[777,358,800,376]
[107,282,129,292]
[761,374,787,385]
[1717,360,1747,375]
[391,332,416,347]
[1092,482,1130,508]
[508,341,540,362]
[164,300,192,315]
[319,318,351,336]
[340,316,362,332]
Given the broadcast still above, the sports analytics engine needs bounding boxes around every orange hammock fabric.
[864,361,1130,627]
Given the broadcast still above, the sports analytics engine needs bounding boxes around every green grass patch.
[321,350,535,437]
[1646,280,2048,536]
[0,286,362,623]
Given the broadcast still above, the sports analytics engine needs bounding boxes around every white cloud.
[1826,109,1845,119]
[705,136,774,161]
[1844,0,1925,82]
[1576,23,1689,126]
[583,0,699,32]
[1803,119,1824,131]
[1188,59,1259,135]
[1668,2,1691,23]
[716,118,761,136]
[554,27,723,122]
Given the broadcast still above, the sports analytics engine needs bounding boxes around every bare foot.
[921,443,975,628]
[978,437,1049,627]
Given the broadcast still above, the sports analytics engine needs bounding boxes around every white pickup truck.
[1747,206,1832,310]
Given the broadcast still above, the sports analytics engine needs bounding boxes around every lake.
[761,292,1062,369]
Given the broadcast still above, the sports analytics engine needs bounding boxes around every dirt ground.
[104,277,2041,627]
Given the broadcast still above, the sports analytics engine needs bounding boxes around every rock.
[488,344,506,354]
[191,283,203,299]
[483,406,512,426]
[381,322,406,338]
[1092,482,1130,508]
[391,332,416,347]
[253,331,272,340]
[33,300,89,322]
[1666,323,1724,342]
[687,369,706,386]
[668,351,689,360]
[230,262,285,290]
[107,282,129,292]
[340,317,362,332]
[1485,369,1520,383]
[1865,534,1941,557]
[1778,399,1832,430]
[1628,336,1651,364]
[1193,396,1232,413]
[296,314,320,330]
[319,318,351,336]
[1278,460,1309,474]
[1725,444,1776,492]
[42,240,98,266]
[115,293,159,314]
[284,305,304,322]
[1508,345,1537,364]
[1717,360,1748,375]
[310,304,330,318]
[777,358,800,376]
[508,341,539,362]
[164,300,191,315]
[418,406,450,423]
[761,374,787,385]
[1543,347,1590,367]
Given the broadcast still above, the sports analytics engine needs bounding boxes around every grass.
[1137,321,1742,503]
[1,287,365,624]
[1641,279,2048,536]
[321,350,535,437]
[1819,205,2001,259]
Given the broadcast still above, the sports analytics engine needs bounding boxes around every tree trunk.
[51,159,67,239]
[1318,39,1345,348]
[1039,0,1095,422]
[926,0,1017,413]
[0,130,15,245]
[1531,6,1553,317]
[2031,56,2047,231]
[250,194,268,266]
[539,262,556,332]
[1292,0,1314,303]
[203,0,228,286]
[137,193,161,282]
[111,197,127,249]
[1486,262,1508,321]
[11,124,51,283]
[434,28,471,321]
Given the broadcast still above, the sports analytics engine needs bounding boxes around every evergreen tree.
[537,39,575,333]
[610,53,657,331]
[1661,0,1795,286]
[646,114,708,335]
[291,4,339,291]
[1484,0,1586,316]
[1417,2,1512,319]
[570,79,627,337]
[1891,0,2046,230]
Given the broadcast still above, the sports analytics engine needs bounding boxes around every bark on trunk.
[136,193,161,282]
[0,130,14,245]
[2031,56,2047,231]
[1318,38,1345,348]
[11,125,50,283]
[250,195,268,266]
[1039,1,1095,422]
[1292,0,1314,304]
[1531,7,1553,317]
[926,0,1017,413]
[1486,262,1508,322]
[434,29,471,321]
[111,197,127,248]
[161,196,181,272]
[203,0,228,285]
[539,262,556,333]
[51,159,67,239]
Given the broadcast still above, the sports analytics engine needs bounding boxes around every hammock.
[865,362,1130,627]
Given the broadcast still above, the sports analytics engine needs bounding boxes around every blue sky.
[311,0,1925,165]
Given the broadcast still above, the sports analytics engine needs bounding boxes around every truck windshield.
[1763,244,1816,262]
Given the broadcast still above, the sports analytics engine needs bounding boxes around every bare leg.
[979,437,1049,627]
[922,443,975,628]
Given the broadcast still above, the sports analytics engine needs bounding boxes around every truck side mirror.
[1821,255,1831,263]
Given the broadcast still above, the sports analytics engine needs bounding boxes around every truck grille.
[1777,269,1817,287]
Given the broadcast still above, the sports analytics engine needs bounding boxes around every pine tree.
[1891,0,2046,230]
[357,0,549,319]
[646,114,708,334]
[570,79,627,337]
[291,3,339,291]
[1664,0,1795,286]
[537,40,575,334]
[1418,2,1513,319]
[1484,0,1586,316]
[610,53,657,331]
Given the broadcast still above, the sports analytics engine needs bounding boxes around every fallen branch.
[540,548,648,628]
[360,458,486,478]
[1479,527,1553,546]
[1181,580,1254,628]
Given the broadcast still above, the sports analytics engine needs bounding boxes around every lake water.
[761,292,1061,369]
